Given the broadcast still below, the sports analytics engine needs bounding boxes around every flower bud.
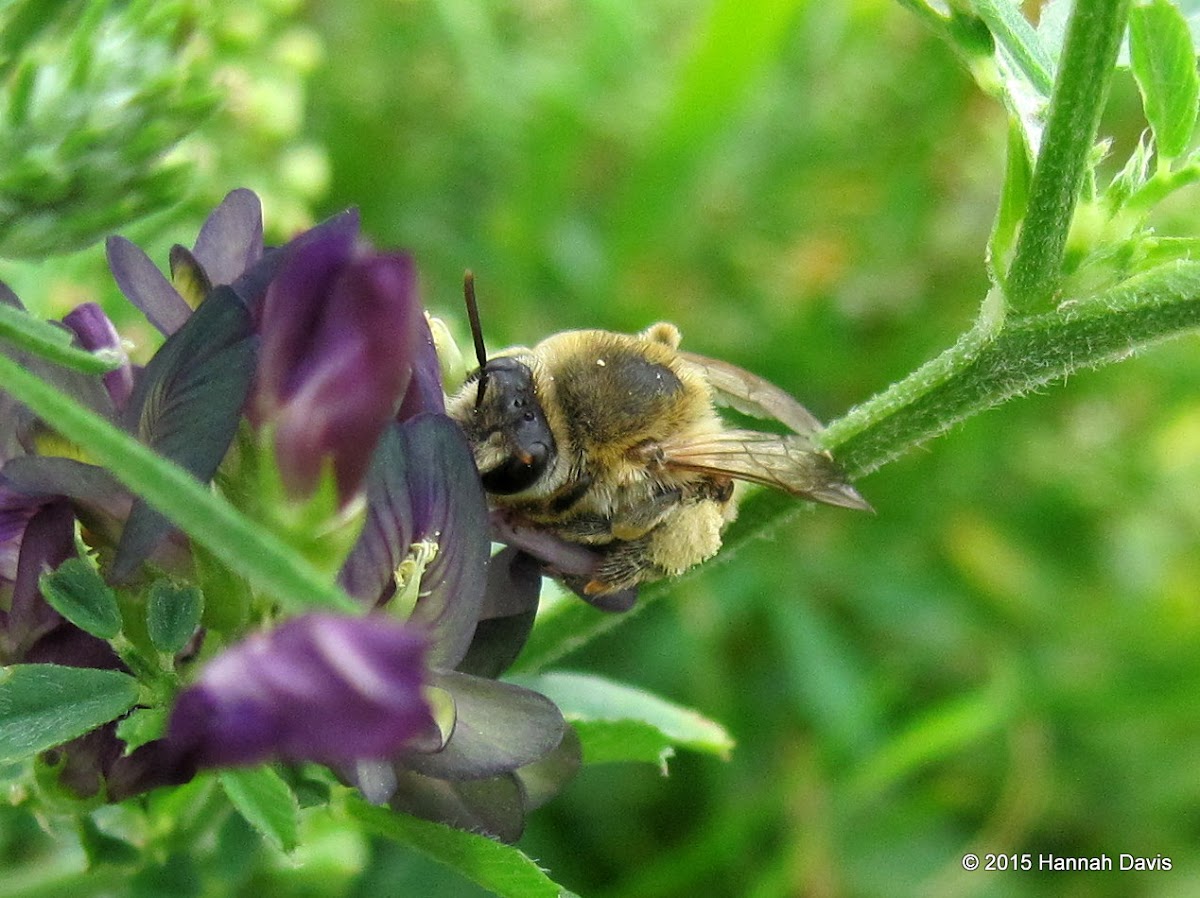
[253,217,422,504]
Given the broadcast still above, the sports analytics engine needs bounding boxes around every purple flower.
[0,286,133,596]
[1,190,581,839]
[4,205,264,582]
[61,303,135,414]
[489,509,639,612]
[0,492,34,588]
[167,613,438,767]
[339,415,490,666]
[0,500,76,663]
[354,677,581,843]
[251,215,424,504]
[106,189,265,335]
[336,417,579,841]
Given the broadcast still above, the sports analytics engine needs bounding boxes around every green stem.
[1125,162,1200,218]
[0,350,356,614]
[824,262,1200,475]
[1005,0,1131,313]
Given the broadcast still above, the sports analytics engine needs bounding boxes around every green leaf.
[129,853,202,898]
[0,351,357,614]
[517,672,734,770]
[0,665,139,762]
[1105,131,1155,213]
[145,580,204,655]
[38,557,123,641]
[115,706,167,753]
[0,301,121,375]
[1130,0,1200,161]
[219,766,300,853]
[346,796,580,898]
[569,719,678,770]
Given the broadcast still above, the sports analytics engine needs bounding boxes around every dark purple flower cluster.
[0,191,575,840]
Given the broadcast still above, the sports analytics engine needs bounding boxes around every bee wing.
[661,429,872,511]
[679,351,825,437]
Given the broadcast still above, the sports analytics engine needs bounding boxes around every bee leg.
[609,487,683,541]
[579,536,663,596]
[643,499,726,578]
[552,514,618,542]
[549,486,683,544]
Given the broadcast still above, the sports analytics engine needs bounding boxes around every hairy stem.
[1004,0,1131,312]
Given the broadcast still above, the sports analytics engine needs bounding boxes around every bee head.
[452,271,556,495]
[462,357,556,494]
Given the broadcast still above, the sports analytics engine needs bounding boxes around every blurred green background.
[8,0,1200,895]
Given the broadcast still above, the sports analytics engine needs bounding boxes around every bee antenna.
[463,270,489,408]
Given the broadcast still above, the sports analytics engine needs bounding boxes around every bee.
[445,273,870,606]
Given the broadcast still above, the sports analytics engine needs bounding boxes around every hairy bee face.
[451,356,556,495]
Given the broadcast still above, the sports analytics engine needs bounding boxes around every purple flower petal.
[359,696,580,843]
[253,212,359,413]
[2,500,74,662]
[21,617,123,670]
[48,723,196,802]
[167,613,435,768]
[0,484,39,587]
[2,456,126,507]
[255,218,423,503]
[0,294,113,423]
[0,281,22,310]
[338,426,414,606]
[516,723,581,811]
[399,670,565,781]
[106,236,192,336]
[489,508,601,579]
[111,287,257,581]
[61,302,134,413]
[455,547,542,678]
[237,210,358,324]
[396,314,446,420]
[2,457,135,557]
[385,769,526,843]
[339,416,490,669]
[191,188,264,286]
[398,415,490,666]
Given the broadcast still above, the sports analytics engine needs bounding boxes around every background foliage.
[4,0,1200,896]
